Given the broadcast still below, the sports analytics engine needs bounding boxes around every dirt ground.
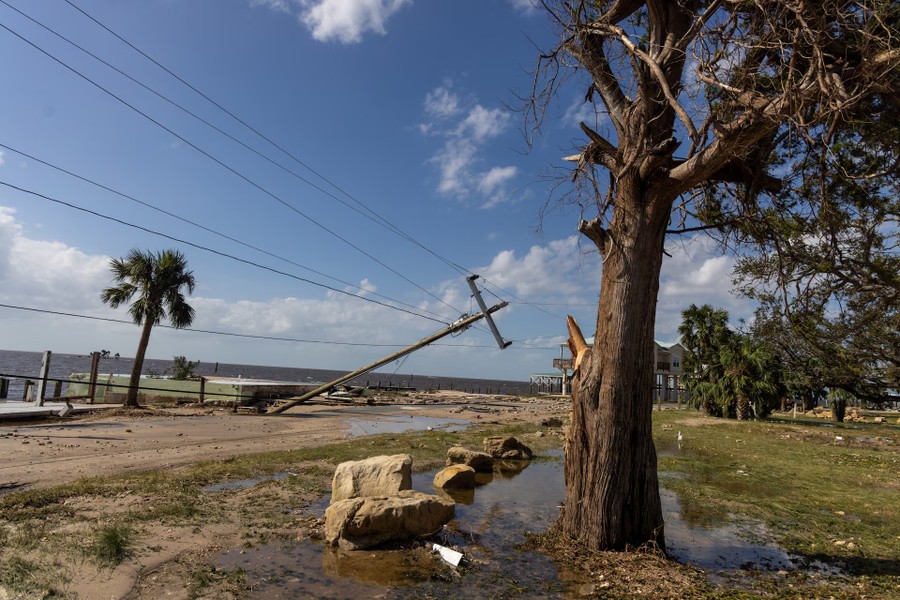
[0,392,570,600]
[0,391,565,492]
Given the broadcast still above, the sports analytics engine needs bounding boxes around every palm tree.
[678,304,733,416]
[679,305,782,419]
[716,338,780,420]
[100,249,195,407]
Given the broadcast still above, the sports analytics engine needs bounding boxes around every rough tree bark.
[563,200,669,550]
[534,0,896,552]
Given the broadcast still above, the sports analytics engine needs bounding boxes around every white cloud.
[420,83,517,206]
[479,236,598,298]
[299,0,412,44]
[424,86,461,120]
[0,207,110,310]
[432,139,477,196]
[477,166,518,209]
[457,106,510,141]
[478,166,518,195]
[0,150,5,167]
[250,0,293,13]
[508,0,537,13]
[656,234,756,339]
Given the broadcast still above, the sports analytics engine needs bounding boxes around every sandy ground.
[0,391,568,492]
[0,391,569,600]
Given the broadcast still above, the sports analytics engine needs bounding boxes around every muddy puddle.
[212,449,831,597]
[290,406,472,438]
[344,415,468,437]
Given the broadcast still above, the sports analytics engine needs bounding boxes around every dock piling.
[34,350,52,407]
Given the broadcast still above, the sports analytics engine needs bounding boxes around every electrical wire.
[0,18,467,319]
[59,0,472,279]
[52,0,567,323]
[0,303,557,349]
[0,180,450,324]
[0,142,454,324]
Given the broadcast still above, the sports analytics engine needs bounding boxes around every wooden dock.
[0,401,118,421]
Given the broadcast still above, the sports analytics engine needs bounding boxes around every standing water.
[213,451,818,598]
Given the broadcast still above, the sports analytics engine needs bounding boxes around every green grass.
[653,409,900,575]
[7,411,893,597]
[89,522,133,567]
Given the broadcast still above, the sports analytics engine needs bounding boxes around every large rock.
[483,436,534,460]
[331,454,412,503]
[446,447,494,472]
[433,464,476,490]
[324,490,455,550]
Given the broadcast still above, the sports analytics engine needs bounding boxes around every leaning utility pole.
[267,278,509,414]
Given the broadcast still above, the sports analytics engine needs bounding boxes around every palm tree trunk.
[736,395,750,420]
[125,318,154,407]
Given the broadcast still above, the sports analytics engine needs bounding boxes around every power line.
[0,180,448,324]
[0,142,453,324]
[52,0,564,322]
[0,371,252,401]
[59,0,472,278]
[0,0,412,248]
[0,303,402,347]
[0,18,466,319]
[0,303,555,349]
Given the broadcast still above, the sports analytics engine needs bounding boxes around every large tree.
[532,1,898,551]
[735,100,900,404]
[100,249,196,407]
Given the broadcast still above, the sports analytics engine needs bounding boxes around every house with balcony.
[533,339,688,402]
[654,340,687,403]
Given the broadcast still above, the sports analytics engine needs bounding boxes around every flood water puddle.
[214,451,827,597]
[344,415,469,437]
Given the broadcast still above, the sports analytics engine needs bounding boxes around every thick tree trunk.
[802,392,817,412]
[560,180,667,553]
[832,398,846,422]
[125,318,154,407]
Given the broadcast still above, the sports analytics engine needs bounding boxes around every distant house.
[531,339,688,402]
[654,340,687,403]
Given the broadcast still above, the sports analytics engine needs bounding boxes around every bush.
[173,356,199,380]
[90,523,132,567]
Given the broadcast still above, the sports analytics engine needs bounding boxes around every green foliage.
[679,304,782,419]
[90,523,133,567]
[172,355,199,380]
[100,249,195,327]
[732,92,899,405]
[827,388,855,422]
[100,248,196,406]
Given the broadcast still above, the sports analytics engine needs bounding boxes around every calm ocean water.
[0,349,532,400]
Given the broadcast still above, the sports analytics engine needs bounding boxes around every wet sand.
[0,392,567,491]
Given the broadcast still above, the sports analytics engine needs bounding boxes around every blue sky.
[0,0,754,380]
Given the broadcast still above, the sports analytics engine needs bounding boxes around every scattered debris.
[432,542,464,567]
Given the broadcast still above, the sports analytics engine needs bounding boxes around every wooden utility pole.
[268,294,509,414]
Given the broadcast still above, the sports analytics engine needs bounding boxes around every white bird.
[677,430,683,443]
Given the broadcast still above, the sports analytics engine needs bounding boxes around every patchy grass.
[6,410,895,598]
[653,409,900,580]
[0,555,69,597]
[89,522,133,567]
